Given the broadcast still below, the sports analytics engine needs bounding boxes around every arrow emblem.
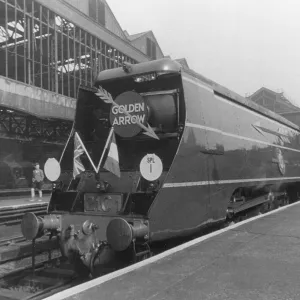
[252,121,290,144]
[95,87,159,140]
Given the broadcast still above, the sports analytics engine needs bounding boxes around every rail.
[0,235,25,247]
[0,233,76,300]
[0,203,48,226]
[0,254,77,300]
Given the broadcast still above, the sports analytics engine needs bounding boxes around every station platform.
[0,187,51,198]
[0,195,50,209]
[47,201,300,300]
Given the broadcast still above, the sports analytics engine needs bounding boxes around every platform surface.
[0,195,50,209]
[49,201,300,300]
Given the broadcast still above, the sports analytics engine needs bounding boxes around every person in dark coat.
[31,163,44,198]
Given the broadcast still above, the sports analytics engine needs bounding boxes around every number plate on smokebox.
[84,193,123,214]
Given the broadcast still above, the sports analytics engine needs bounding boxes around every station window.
[97,0,105,26]
[0,0,136,98]
[89,0,97,21]
[89,0,106,27]
[146,38,156,60]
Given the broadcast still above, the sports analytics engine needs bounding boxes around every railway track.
[0,198,294,300]
[0,203,48,226]
[0,235,25,247]
[0,233,76,300]
[0,257,79,300]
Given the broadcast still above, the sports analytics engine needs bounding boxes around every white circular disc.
[140,154,163,181]
[44,158,61,182]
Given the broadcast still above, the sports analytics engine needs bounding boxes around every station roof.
[126,31,150,41]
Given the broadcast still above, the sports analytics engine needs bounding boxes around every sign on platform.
[109,91,148,138]
[140,154,163,181]
[44,158,61,182]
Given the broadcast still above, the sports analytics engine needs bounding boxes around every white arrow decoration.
[95,87,159,140]
[252,121,265,136]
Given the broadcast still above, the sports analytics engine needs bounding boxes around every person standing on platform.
[31,163,44,199]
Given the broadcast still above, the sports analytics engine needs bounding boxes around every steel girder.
[0,107,72,144]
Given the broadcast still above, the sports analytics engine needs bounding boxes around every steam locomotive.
[21,58,300,276]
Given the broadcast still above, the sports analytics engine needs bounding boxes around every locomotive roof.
[94,58,300,132]
[184,67,300,132]
[95,58,182,83]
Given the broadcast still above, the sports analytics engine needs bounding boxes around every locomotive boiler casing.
[146,68,300,241]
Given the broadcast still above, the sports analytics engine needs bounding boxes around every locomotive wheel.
[73,260,91,278]
[68,253,91,278]
[283,196,290,206]
[235,215,245,223]
[241,214,247,221]
[272,200,278,210]
[260,202,270,214]
[268,201,274,211]
[227,220,235,227]
[256,206,262,216]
